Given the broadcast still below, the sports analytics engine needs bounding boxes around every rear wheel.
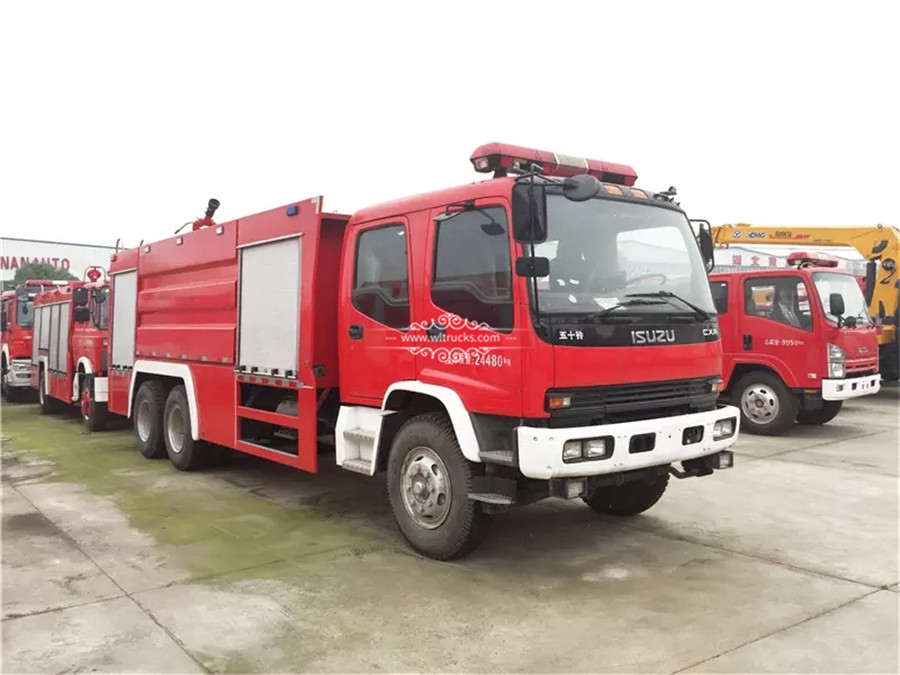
[734,372,798,436]
[584,472,670,516]
[387,413,491,560]
[163,385,210,471]
[80,374,108,432]
[134,380,166,458]
[797,400,843,425]
[38,370,58,414]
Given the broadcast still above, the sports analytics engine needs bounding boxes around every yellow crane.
[709,223,900,380]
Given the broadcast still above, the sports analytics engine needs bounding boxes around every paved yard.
[2,391,898,673]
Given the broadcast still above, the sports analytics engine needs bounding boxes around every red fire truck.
[29,268,111,430]
[104,143,740,559]
[2,280,69,401]
[709,253,880,435]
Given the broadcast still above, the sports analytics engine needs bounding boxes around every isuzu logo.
[631,329,676,345]
[858,346,869,354]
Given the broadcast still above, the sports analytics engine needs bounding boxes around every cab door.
[339,219,417,404]
[739,275,817,385]
[709,278,738,383]
[413,202,522,417]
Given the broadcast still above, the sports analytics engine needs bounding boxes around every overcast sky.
[2,1,897,250]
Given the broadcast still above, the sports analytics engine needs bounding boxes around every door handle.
[742,334,752,350]
[348,324,364,340]
[426,323,446,341]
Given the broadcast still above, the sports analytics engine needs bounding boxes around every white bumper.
[516,405,740,480]
[821,374,881,401]
[6,359,33,388]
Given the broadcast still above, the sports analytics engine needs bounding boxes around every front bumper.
[515,405,740,480]
[5,360,33,388]
[821,374,881,401]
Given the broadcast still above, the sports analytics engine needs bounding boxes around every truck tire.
[38,370,58,415]
[387,412,492,560]
[584,471,669,516]
[134,380,167,459]
[879,344,899,382]
[163,385,209,471]
[797,400,843,425]
[80,374,108,432]
[733,371,798,436]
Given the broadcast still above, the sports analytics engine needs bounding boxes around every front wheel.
[797,400,843,425]
[584,472,669,516]
[733,372,798,436]
[387,413,491,560]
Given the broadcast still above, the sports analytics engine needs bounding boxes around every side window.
[352,224,410,330]
[431,206,513,331]
[744,277,812,331]
[710,281,729,314]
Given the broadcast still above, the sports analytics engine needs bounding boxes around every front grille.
[846,357,878,376]
[546,376,718,426]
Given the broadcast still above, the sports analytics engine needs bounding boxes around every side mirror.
[72,287,89,307]
[511,182,548,243]
[699,228,715,272]
[515,256,550,278]
[829,292,845,317]
[73,307,91,323]
[94,288,108,304]
[864,260,877,306]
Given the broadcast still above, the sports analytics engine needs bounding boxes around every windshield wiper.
[587,297,669,321]
[625,291,713,321]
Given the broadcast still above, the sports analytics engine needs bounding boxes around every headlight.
[713,418,736,440]
[562,437,612,462]
[827,343,845,378]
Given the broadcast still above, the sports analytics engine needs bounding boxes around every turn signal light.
[547,395,572,410]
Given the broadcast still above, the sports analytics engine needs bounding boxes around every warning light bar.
[786,252,839,268]
[470,143,638,186]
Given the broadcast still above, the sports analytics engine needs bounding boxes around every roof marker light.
[787,252,839,268]
[469,142,638,186]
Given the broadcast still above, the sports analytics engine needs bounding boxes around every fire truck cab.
[710,253,880,435]
[1,280,69,401]
[30,268,111,430]
[106,144,741,560]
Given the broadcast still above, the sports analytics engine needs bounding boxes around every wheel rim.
[137,400,152,441]
[400,446,451,530]
[81,387,91,420]
[741,384,780,425]
[167,405,186,454]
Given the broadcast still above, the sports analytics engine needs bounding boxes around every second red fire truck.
[29,268,111,429]
[710,253,880,435]
[101,143,741,559]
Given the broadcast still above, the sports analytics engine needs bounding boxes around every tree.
[3,262,77,291]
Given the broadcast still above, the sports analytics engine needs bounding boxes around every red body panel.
[31,281,110,406]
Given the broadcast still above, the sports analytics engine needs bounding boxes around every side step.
[479,450,516,467]
[468,492,515,505]
[341,458,373,475]
[343,428,375,443]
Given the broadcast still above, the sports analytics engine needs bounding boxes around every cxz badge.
[703,327,719,338]
[631,329,676,345]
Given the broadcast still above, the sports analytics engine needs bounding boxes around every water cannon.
[84,266,105,283]
[175,198,222,234]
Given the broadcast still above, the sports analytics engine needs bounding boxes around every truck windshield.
[528,195,716,316]
[16,299,34,328]
[812,272,872,325]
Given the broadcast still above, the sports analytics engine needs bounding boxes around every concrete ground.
[1,390,897,674]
